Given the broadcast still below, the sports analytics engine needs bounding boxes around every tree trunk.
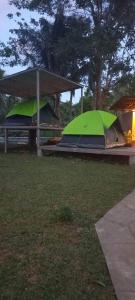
[101,88,109,109]
[95,82,102,109]
[93,61,103,109]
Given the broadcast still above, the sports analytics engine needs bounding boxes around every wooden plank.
[4,128,8,154]
[0,125,63,131]
[129,156,135,165]
[41,145,135,158]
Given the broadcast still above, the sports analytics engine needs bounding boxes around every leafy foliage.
[1,3,87,81]
[76,0,135,108]
[53,206,74,223]
[60,90,92,126]
[0,96,19,123]
[112,74,135,100]
[0,69,20,122]
[0,0,135,109]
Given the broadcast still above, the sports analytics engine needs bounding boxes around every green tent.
[7,99,46,118]
[59,110,125,149]
[4,100,59,126]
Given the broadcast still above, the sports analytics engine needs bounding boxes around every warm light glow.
[132,111,135,141]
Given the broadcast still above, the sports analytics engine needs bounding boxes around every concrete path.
[96,189,135,300]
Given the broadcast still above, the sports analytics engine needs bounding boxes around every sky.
[0,0,14,45]
[0,0,82,102]
[0,0,35,74]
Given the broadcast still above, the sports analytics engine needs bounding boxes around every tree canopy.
[0,0,135,109]
[0,69,19,122]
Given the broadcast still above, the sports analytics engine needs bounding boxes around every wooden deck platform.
[41,145,135,165]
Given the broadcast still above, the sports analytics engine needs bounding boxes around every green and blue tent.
[4,99,59,126]
[59,110,125,149]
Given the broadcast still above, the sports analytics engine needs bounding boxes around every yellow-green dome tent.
[59,110,125,149]
[3,100,59,126]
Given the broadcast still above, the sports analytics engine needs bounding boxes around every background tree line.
[0,0,135,124]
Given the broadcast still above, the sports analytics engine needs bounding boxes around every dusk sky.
[0,0,15,49]
[0,0,35,75]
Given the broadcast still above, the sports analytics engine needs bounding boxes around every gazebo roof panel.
[111,96,135,111]
[0,67,82,97]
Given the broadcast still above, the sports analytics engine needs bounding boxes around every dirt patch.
[24,264,41,284]
[52,223,83,245]
[0,248,12,264]
[35,245,45,255]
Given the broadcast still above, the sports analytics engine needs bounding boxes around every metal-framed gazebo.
[0,67,83,156]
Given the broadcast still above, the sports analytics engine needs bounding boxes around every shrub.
[54,206,74,223]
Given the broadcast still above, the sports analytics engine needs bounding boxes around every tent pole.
[4,128,8,154]
[81,88,83,113]
[36,70,42,157]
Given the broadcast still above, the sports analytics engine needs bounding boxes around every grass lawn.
[0,153,135,300]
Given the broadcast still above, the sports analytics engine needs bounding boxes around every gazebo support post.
[4,128,8,154]
[70,91,73,120]
[36,70,42,157]
[81,87,84,113]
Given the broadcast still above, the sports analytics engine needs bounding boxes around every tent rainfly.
[59,110,125,149]
[111,96,135,142]
[0,67,83,156]
[3,100,59,126]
